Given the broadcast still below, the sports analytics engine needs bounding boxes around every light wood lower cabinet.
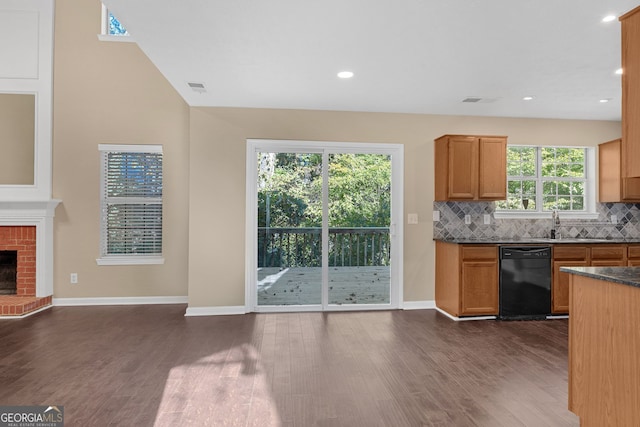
[435,241,498,317]
[553,259,588,313]
[437,242,634,317]
[552,246,588,314]
[590,245,627,266]
[552,244,628,314]
[628,245,640,266]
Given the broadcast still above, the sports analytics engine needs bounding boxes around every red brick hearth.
[0,295,52,316]
[0,226,50,317]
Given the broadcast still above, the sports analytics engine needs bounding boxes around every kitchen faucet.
[551,210,560,239]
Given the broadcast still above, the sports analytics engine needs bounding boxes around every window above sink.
[495,146,598,220]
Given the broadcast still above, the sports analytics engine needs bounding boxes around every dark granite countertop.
[559,266,640,289]
[434,238,640,245]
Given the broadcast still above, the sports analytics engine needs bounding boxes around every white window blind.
[99,145,163,261]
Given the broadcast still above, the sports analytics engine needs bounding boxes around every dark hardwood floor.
[0,306,579,426]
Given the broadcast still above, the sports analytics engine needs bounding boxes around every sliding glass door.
[327,153,391,306]
[247,140,403,312]
[256,151,323,306]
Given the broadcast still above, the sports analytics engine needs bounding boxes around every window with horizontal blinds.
[99,146,163,258]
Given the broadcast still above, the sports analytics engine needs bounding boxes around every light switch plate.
[432,211,440,221]
[464,214,471,225]
[408,213,418,224]
[611,214,618,224]
[484,214,491,225]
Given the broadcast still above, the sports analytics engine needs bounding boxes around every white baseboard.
[184,306,247,316]
[53,296,188,306]
[402,300,436,310]
[435,307,496,321]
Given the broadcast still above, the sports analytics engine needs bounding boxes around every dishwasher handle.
[500,246,551,259]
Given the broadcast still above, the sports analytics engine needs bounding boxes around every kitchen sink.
[530,238,610,243]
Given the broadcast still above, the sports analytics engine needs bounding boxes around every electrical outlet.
[484,214,491,225]
[432,210,440,221]
[464,214,471,225]
[70,273,78,284]
[408,213,418,224]
[611,215,618,224]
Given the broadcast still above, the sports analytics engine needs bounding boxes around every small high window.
[99,4,134,42]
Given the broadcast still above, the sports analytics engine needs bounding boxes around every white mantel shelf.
[0,199,61,297]
[0,200,61,218]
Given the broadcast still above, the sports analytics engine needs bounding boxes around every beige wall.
[0,93,34,185]
[48,0,622,306]
[51,0,190,298]
[189,107,621,307]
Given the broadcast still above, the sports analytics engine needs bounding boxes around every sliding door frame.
[245,139,404,313]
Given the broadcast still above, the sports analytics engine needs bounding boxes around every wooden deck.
[257,266,390,306]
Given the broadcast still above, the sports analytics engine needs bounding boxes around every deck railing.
[258,227,390,268]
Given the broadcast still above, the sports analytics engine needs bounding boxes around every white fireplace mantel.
[0,199,61,297]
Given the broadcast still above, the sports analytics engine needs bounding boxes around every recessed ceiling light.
[602,15,616,23]
[599,99,610,103]
[337,71,354,79]
[616,68,623,75]
[523,96,534,101]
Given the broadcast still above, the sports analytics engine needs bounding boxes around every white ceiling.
[103,0,640,121]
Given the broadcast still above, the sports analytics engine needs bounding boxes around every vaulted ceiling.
[103,0,640,121]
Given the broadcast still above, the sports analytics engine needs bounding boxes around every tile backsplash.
[433,202,640,240]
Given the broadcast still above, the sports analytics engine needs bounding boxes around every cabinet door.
[448,136,478,199]
[598,139,622,202]
[591,245,626,265]
[460,260,498,315]
[622,10,640,178]
[478,137,507,200]
[553,260,588,313]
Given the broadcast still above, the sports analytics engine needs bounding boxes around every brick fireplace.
[0,200,60,317]
[0,226,36,296]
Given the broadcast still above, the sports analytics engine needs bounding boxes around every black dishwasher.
[499,246,551,320]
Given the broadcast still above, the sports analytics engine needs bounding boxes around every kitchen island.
[561,266,640,426]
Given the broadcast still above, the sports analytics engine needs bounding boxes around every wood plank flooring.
[0,306,579,426]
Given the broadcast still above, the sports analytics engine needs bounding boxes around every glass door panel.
[256,152,322,306]
[327,153,391,305]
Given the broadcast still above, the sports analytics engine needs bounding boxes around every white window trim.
[97,256,164,266]
[97,4,136,43]
[494,146,598,220]
[96,144,164,266]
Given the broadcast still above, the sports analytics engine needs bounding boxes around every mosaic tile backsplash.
[433,202,640,240]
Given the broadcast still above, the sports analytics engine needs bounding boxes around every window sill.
[493,211,599,220]
[97,34,136,43]
[96,256,165,266]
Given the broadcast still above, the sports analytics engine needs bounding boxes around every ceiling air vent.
[187,82,207,93]
[462,97,500,103]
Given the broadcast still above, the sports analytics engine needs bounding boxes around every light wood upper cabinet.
[434,135,507,201]
[598,139,640,202]
[620,7,640,181]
